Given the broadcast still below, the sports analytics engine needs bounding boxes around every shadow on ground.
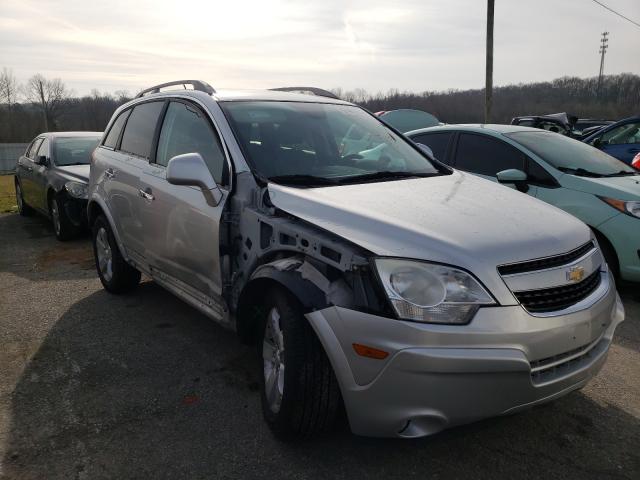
[2,282,639,480]
[0,214,93,282]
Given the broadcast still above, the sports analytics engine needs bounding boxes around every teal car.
[407,124,640,282]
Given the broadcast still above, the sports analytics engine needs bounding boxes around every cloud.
[0,0,638,95]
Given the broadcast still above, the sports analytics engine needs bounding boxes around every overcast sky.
[1,0,639,96]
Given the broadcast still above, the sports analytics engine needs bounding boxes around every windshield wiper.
[336,170,438,184]
[268,174,340,186]
[557,167,603,178]
[601,170,639,177]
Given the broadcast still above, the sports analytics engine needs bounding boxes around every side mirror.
[592,137,602,148]
[36,155,48,166]
[496,168,529,193]
[416,143,435,160]
[166,153,222,206]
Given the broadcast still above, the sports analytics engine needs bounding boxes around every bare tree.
[0,67,20,106]
[0,67,21,138]
[26,74,70,131]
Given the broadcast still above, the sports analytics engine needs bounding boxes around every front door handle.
[25,165,33,172]
[139,188,154,201]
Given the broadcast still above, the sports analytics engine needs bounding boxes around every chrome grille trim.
[498,241,595,276]
[498,241,609,316]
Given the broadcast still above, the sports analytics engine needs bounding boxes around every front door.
[138,100,230,319]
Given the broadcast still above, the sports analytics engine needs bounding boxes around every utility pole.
[597,31,609,95]
[485,0,494,124]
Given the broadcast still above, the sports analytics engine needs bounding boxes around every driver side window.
[156,101,226,184]
[600,122,640,145]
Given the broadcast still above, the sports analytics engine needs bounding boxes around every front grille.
[513,269,601,313]
[530,335,607,385]
[498,241,595,275]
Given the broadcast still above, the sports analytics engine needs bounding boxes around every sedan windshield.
[221,101,442,186]
[53,137,101,166]
[505,131,637,177]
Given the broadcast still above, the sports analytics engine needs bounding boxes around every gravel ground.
[0,212,638,480]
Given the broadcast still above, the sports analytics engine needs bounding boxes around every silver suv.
[88,80,624,440]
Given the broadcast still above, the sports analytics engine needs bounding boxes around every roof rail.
[269,87,340,100]
[135,80,215,98]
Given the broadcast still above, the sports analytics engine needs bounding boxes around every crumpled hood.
[55,164,90,182]
[268,171,591,302]
[561,173,640,200]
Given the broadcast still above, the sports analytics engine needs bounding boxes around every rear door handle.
[139,188,154,201]
[105,168,116,179]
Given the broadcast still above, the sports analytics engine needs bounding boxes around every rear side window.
[454,133,525,176]
[156,101,226,183]
[411,132,453,162]
[26,138,43,159]
[103,109,131,149]
[120,102,164,159]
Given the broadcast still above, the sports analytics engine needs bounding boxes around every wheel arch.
[87,197,129,262]
[235,257,330,344]
[590,226,620,276]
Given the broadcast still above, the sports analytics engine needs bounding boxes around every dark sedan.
[15,132,101,240]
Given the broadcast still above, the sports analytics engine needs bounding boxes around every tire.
[259,287,342,440]
[49,195,78,241]
[15,181,33,217]
[594,231,619,278]
[92,214,141,293]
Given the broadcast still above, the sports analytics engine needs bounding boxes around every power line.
[592,0,640,29]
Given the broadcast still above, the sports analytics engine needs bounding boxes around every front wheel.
[92,214,141,293]
[50,196,78,241]
[259,288,342,440]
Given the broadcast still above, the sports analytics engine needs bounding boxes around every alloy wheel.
[95,227,114,281]
[16,184,23,213]
[263,307,285,414]
[51,199,61,236]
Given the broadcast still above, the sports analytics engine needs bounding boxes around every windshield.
[221,101,442,186]
[53,137,100,166]
[505,131,636,176]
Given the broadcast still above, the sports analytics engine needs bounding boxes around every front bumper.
[306,277,624,438]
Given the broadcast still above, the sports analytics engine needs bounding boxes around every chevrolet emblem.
[566,266,585,283]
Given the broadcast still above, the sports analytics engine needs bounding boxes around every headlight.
[599,196,640,219]
[374,258,495,324]
[65,181,88,199]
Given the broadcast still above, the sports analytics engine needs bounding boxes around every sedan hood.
[268,171,590,302]
[56,164,90,182]
[561,173,640,200]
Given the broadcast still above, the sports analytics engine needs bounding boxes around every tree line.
[0,68,131,143]
[335,73,640,124]
[0,67,638,143]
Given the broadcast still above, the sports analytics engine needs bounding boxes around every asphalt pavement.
[0,213,638,480]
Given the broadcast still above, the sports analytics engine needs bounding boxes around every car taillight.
[632,153,640,170]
